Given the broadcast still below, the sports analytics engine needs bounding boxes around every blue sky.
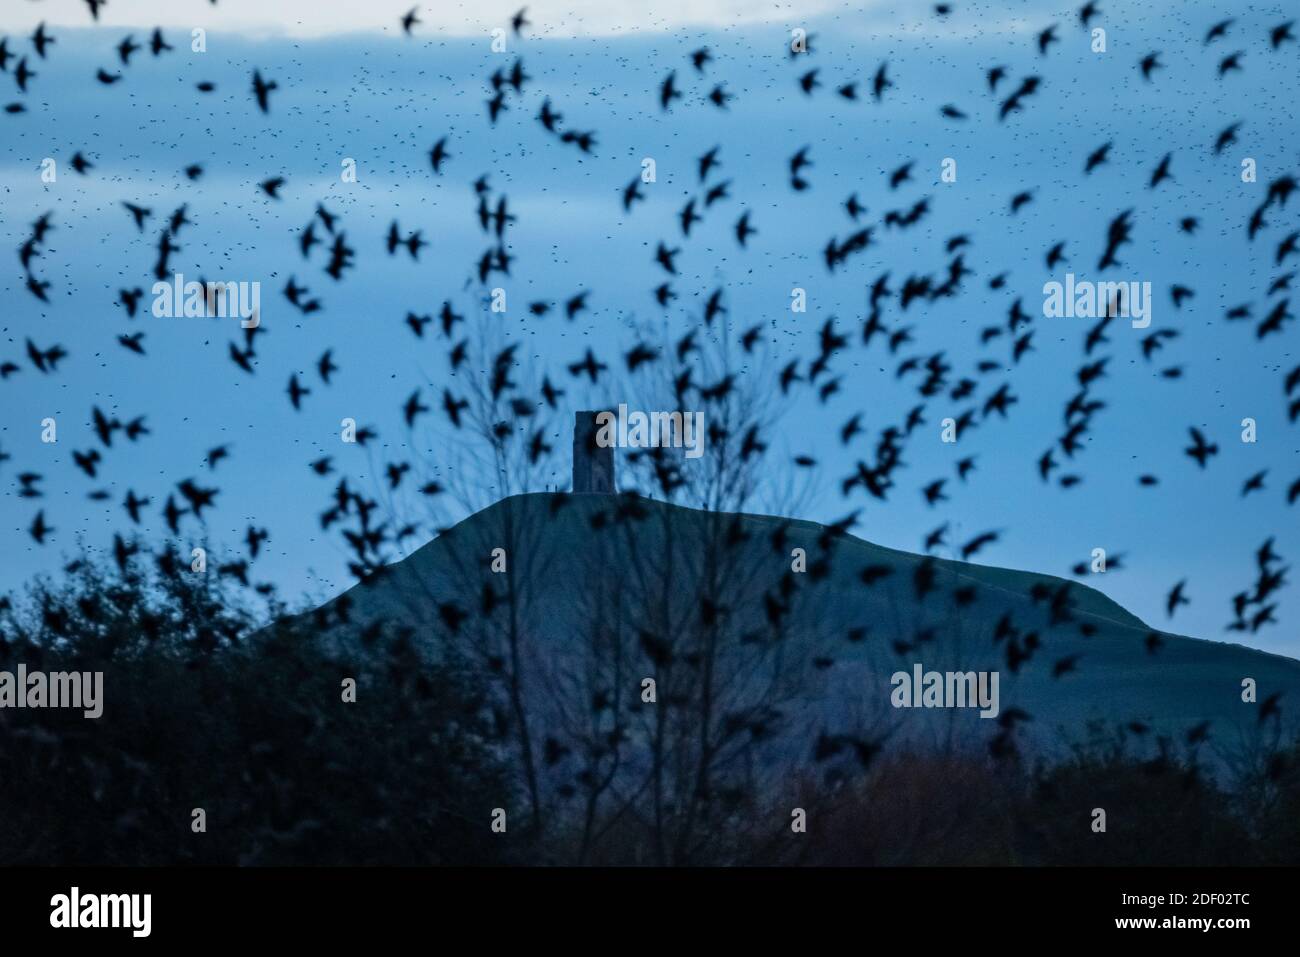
[2,1,1298,656]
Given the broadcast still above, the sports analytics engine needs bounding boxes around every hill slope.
[299,492,1300,777]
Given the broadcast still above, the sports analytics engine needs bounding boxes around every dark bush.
[0,548,514,866]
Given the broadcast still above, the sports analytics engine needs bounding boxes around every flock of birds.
[2,1,1299,683]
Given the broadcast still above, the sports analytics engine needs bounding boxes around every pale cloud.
[3,0,848,39]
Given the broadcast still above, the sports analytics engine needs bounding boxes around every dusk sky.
[2,0,1298,657]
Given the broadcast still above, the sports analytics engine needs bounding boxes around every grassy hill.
[306,492,1300,776]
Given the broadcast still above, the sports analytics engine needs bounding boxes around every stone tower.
[572,410,615,494]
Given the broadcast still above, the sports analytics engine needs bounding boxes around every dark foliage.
[0,548,513,865]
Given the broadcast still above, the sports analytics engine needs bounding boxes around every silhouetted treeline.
[0,550,513,866]
[1,550,1297,866]
[769,744,1300,867]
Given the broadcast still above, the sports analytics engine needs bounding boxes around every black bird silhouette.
[1218,52,1244,76]
[999,75,1040,120]
[622,177,645,211]
[252,70,278,113]
[442,389,469,427]
[29,510,52,545]
[73,449,101,478]
[205,446,230,471]
[1037,24,1059,55]
[117,35,140,65]
[246,526,269,559]
[537,99,563,133]
[961,530,1000,560]
[122,202,152,231]
[149,28,172,56]
[1242,470,1267,497]
[118,287,143,316]
[403,390,430,427]
[429,136,450,173]
[177,479,219,519]
[1052,655,1080,678]
[123,490,150,524]
[317,350,338,383]
[871,62,892,100]
[734,212,756,247]
[1166,579,1190,617]
[659,71,681,110]
[32,23,56,59]
[1184,427,1219,468]
[486,90,508,123]
[14,57,36,93]
[1149,153,1173,188]
[1214,122,1241,154]
[568,348,608,383]
[117,332,145,355]
[287,374,310,410]
[1205,18,1233,44]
